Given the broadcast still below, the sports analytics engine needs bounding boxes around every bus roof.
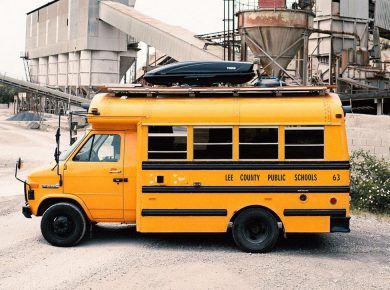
[88,88,344,129]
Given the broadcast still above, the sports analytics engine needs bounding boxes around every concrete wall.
[26,0,132,59]
[346,113,390,160]
[25,0,138,95]
[29,50,136,90]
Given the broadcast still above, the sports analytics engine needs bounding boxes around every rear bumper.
[283,209,350,233]
[330,216,350,233]
[22,205,32,218]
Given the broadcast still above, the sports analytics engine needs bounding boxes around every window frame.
[238,126,279,161]
[193,126,233,161]
[147,126,188,161]
[284,126,325,160]
[72,133,122,163]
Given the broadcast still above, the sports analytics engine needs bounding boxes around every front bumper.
[22,205,32,218]
[330,216,350,232]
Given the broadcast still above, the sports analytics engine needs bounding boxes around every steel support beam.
[244,34,302,84]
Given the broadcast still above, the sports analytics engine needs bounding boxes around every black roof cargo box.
[144,61,255,86]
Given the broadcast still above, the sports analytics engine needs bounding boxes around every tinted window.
[194,128,232,143]
[285,146,324,159]
[285,129,323,144]
[73,134,121,162]
[194,127,232,160]
[148,126,187,160]
[285,127,324,159]
[239,127,278,159]
[239,128,278,143]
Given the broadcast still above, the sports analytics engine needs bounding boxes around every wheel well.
[37,198,86,217]
[229,205,282,224]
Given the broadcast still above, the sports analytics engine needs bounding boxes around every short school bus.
[22,86,350,252]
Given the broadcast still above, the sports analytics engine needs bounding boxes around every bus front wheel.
[41,202,87,247]
[232,208,279,253]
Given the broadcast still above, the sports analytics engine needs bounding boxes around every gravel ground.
[0,195,389,290]
[0,108,389,289]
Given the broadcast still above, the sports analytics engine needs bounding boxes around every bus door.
[64,132,125,220]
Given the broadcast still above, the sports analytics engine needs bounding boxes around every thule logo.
[226,66,237,70]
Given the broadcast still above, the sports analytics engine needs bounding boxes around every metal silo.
[237,2,314,81]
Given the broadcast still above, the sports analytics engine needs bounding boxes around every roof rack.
[98,85,328,98]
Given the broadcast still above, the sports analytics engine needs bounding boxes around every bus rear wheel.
[41,202,87,247]
[232,208,279,253]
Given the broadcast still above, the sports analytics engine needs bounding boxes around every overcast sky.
[0,0,224,78]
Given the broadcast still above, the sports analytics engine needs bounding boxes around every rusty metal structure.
[308,0,390,114]
[238,8,314,84]
[198,0,390,114]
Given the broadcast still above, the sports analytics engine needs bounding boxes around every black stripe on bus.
[142,186,350,194]
[284,209,347,217]
[142,161,350,170]
[141,209,227,216]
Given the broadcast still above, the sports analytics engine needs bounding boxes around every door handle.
[109,169,122,173]
[113,178,128,183]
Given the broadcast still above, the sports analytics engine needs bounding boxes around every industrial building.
[24,0,138,98]
[0,0,389,114]
[203,0,390,114]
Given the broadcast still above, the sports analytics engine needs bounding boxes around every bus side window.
[148,126,187,160]
[285,126,324,159]
[239,127,278,160]
[73,134,121,162]
[193,127,232,160]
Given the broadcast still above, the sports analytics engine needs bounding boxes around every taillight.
[330,197,337,205]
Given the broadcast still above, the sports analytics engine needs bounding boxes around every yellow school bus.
[20,86,350,252]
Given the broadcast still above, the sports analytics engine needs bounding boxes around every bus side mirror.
[54,148,59,164]
[16,158,23,170]
[55,128,60,144]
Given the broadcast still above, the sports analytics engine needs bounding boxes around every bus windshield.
[59,133,87,161]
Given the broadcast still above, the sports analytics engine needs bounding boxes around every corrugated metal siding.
[375,0,390,31]
[340,0,369,19]
[340,0,368,19]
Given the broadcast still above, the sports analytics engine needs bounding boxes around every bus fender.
[229,205,282,230]
[36,194,93,220]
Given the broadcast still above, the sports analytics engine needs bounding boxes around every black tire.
[232,208,279,253]
[41,202,87,247]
